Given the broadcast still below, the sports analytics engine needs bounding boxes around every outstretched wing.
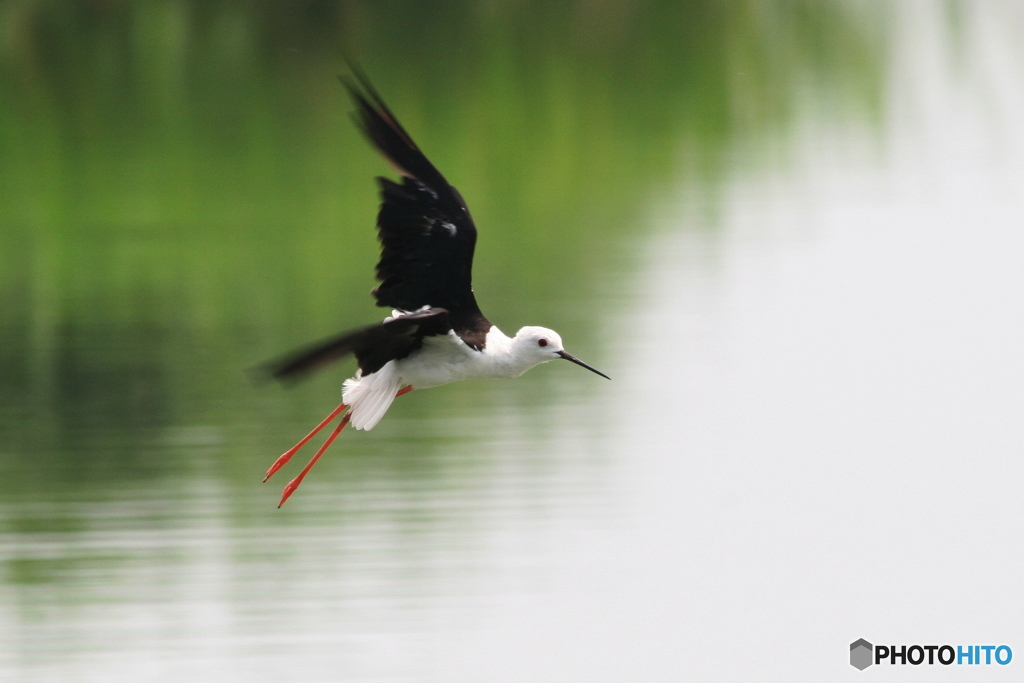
[344,71,490,347]
[261,308,451,382]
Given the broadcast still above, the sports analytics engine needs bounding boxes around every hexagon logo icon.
[850,639,873,670]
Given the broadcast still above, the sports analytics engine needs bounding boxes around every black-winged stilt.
[262,71,610,507]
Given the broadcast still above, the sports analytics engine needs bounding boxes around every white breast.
[396,327,514,389]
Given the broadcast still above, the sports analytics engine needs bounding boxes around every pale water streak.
[452,4,1024,681]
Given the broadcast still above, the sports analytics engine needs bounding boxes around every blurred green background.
[0,0,879,497]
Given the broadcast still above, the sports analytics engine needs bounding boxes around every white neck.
[482,326,550,379]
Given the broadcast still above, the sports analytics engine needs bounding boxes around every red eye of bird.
[538,339,548,347]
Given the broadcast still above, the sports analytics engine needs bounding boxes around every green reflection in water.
[0,0,881,608]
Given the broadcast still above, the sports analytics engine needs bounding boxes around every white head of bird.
[507,326,610,379]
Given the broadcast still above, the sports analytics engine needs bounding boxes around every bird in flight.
[262,71,609,507]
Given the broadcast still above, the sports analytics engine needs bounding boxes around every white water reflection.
[446,4,1024,681]
[4,3,1024,681]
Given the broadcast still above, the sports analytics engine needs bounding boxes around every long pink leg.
[277,412,352,508]
[263,402,347,482]
[269,386,414,507]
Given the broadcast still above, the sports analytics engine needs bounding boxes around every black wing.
[261,308,451,382]
[344,71,491,349]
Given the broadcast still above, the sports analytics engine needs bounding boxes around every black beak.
[557,350,611,380]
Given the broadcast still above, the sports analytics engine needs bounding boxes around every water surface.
[2,2,1022,681]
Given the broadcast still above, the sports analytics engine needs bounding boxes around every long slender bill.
[556,350,611,380]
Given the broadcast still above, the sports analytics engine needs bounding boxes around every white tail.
[342,367,402,430]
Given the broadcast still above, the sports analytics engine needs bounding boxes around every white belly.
[394,329,512,389]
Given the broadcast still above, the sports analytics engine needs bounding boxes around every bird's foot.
[265,386,413,507]
[263,402,348,483]
[277,411,352,508]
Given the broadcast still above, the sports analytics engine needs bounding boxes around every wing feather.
[343,73,488,337]
[261,308,450,382]
[260,73,495,385]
